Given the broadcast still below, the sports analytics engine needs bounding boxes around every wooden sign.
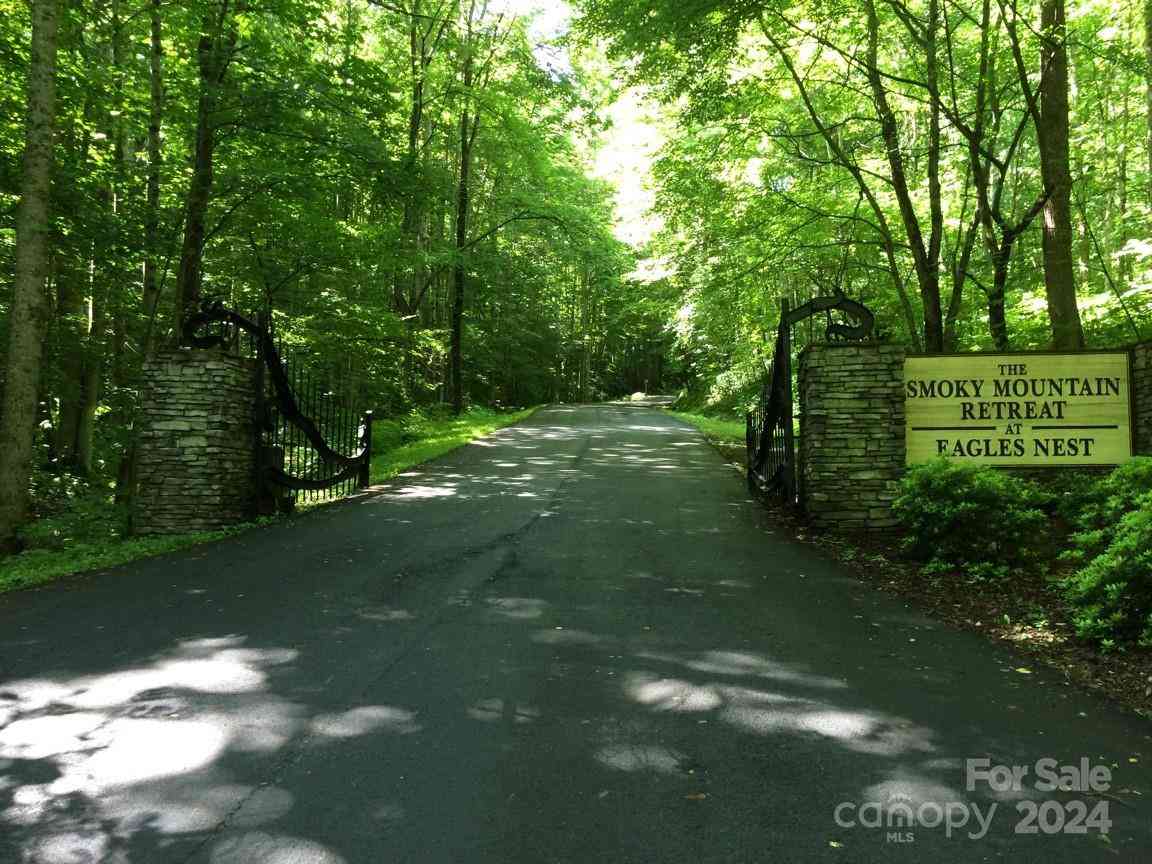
[905,353,1132,466]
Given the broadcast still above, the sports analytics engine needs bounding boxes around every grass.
[666,410,746,448]
[0,524,255,594]
[665,410,747,467]
[369,406,537,482]
[0,405,537,595]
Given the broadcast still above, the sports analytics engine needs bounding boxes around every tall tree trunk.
[451,123,476,415]
[77,0,125,474]
[1038,0,1085,348]
[174,9,234,341]
[450,18,477,417]
[76,276,108,474]
[117,0,164,505]
[174,39,218,339]
[54,258,85,464]
[0,0,59,548]
[863,0,944,350]
[397,1,425,315]
[53,77,96,467]
[1145,0,1152,207]
[142,0,163,355]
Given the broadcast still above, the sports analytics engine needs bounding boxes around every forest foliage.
[0,0,671,546]
[578,0,1152,409]
[4,0,1152,549]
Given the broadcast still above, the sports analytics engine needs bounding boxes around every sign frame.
[903,348,1135,468]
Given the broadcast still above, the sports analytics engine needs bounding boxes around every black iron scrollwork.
[746,293,876,506]
[183,300,373,495]
[783,292,876,342]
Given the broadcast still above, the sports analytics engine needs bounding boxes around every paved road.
[1,404,1150,863]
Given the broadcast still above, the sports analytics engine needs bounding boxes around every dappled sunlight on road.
[357,404,727,513]
[0,635,416,862]
[636,649,849,689]
[486,597,549,620]
[618,660,936,758]
[5,404,1146,861]
[595,743,687,775]
[208,831,348,864]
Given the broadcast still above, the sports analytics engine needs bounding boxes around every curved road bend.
[1,404,1150,863]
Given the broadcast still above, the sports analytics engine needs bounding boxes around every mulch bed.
[707,436,1152,720]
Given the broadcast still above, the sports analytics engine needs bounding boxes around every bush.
[894,459,1049,577]
[1066,457,1152,539]
[1064,495,1152,648]
[1060,459,1152,647]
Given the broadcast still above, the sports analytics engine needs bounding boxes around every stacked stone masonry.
[1134,343,1152,456]
[133,349,259,535]
[798,343,907,532]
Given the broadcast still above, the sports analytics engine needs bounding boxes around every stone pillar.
[798,342,907,531]
[1133,343,1152,456]
[133,348,260,535]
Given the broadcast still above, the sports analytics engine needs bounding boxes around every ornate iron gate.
[746,294,876,505]
[184,301,373,511]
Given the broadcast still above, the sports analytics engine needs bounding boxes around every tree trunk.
[54,260,85,464]
[77,0,124,475]
[988,242,1014,351]
[76,278,108,474]
[174,36,218,339]
[450,21,476,417]
[1038,0,1085,348]
[450,112,475,416]
[117,0,163,505]
[864,0,943,351]
[0,0,59,548]
[174,10,233,341]
[1145,0,1152,207]
[142,0,163,354]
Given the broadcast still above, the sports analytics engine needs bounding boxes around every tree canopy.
[578,0,1152,406]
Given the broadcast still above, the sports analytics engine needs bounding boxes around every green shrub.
[19,493,127,551]
[1064,495,1152,647]
[1037,470,1104,524]
[1059,459,1152,647]
[894,459,1049,577]
[1067,457,1152,537]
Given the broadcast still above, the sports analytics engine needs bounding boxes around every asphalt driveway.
[1,404,1149,862]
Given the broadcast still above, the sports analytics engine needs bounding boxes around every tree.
[0,0,59,548]
[1005,0,1085,348]
[174,0,240,340]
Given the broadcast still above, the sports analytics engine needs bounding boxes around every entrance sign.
[905,352,1132,466]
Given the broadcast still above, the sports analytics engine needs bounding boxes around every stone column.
[797,343,907,531]
[1133,343,1152,456]
[133,348,260,535]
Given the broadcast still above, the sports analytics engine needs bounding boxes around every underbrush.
[896,457,1152,650]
